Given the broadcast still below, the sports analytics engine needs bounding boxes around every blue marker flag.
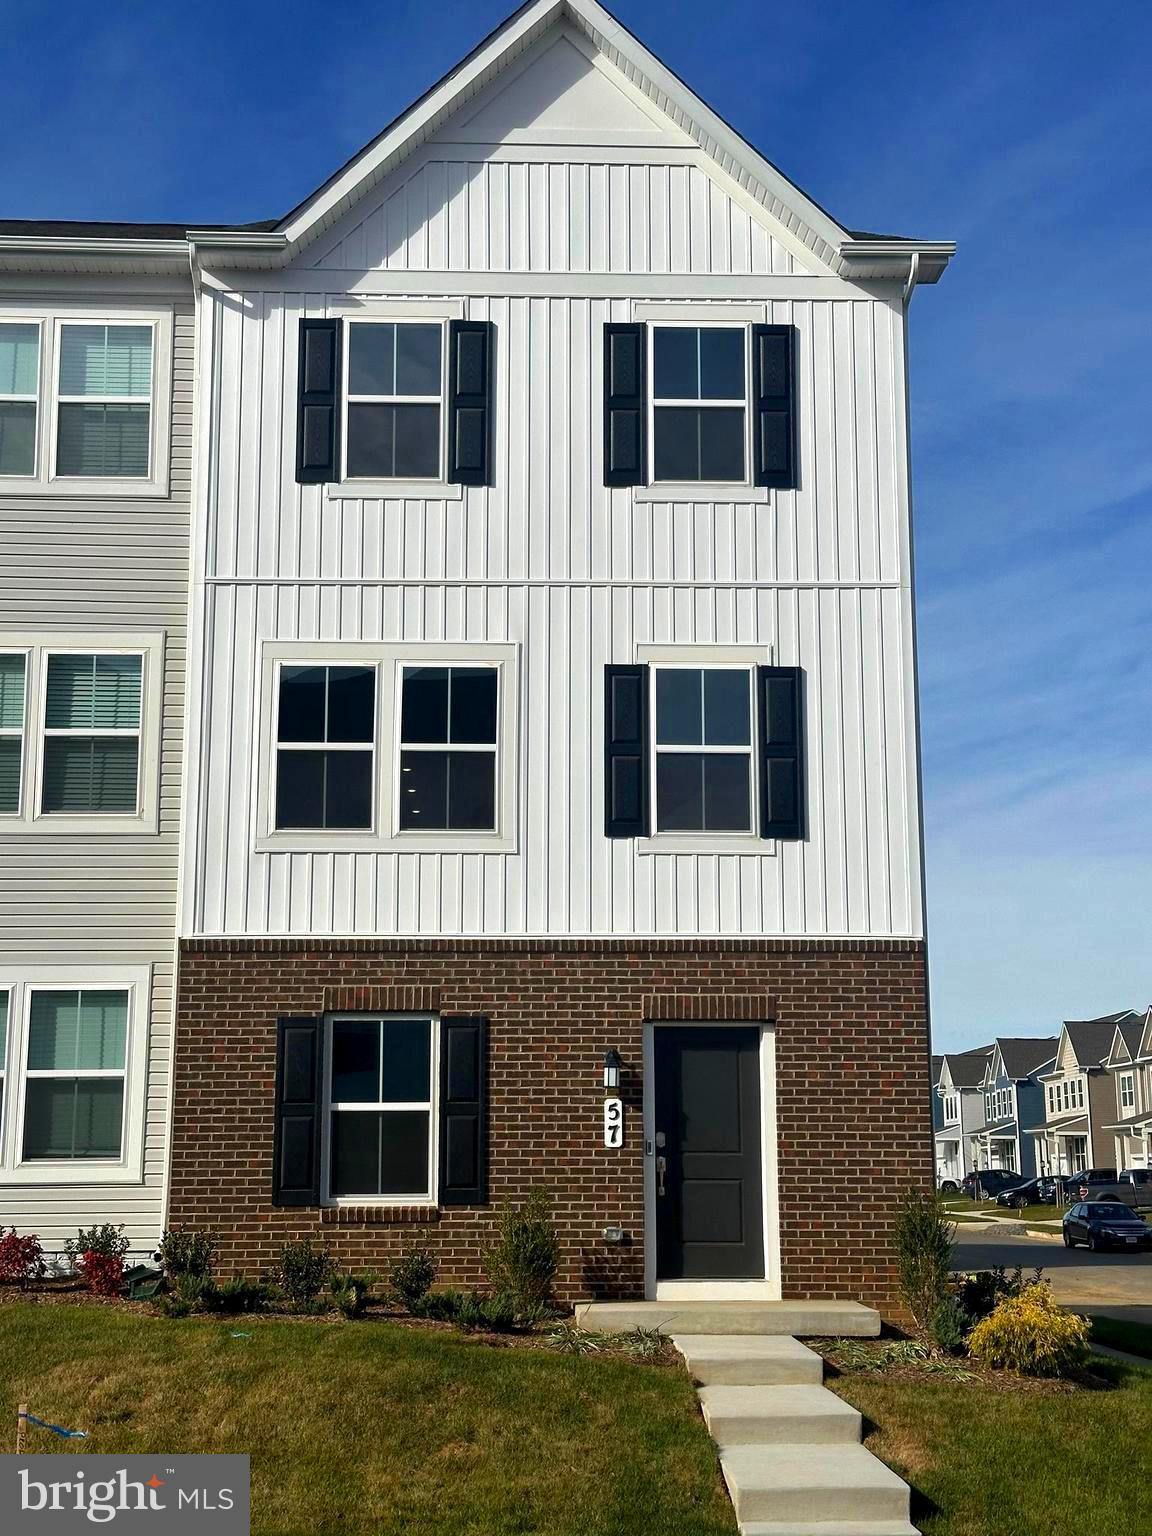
[23,1412,89,1439]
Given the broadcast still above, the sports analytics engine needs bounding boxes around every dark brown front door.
[653,1025,764,1280]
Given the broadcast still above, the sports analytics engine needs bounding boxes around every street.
[954,1222,1152,1324]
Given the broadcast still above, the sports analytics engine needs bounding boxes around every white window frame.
[0,317,42,479]
[394,662,502,839]
[0,986,9,1130]
[321,1013,438,1207]
[257,640,520,854]
[0,305,171,497]
[0,632,164,835]
[943,1093,959,1126]
[39,649,144,820]
[0,967,151,1184]
[1120,1073,1136,1114]
[647,317,753,491]
[635,643,774,855]
[271,661,380,835]
[0,649,29,818]
[332,301,464,499]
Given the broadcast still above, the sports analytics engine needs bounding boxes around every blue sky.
[3,1,1148,1049]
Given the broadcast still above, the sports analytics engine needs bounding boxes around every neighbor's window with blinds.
[22,989,128,1161]
[0,322,40,477]
[41,654,143,815]
[55,324,153,479]
[0,654,26,814]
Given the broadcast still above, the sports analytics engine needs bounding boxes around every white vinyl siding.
[0,291,191,1252]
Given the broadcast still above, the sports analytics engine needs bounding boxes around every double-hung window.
[653,666,754,833]
[23,989,128,1161]
[42,654,142,815]
[1121,1073,1136,1113]
[651,324,748,484]
[274,665,376,831]
[0,653,26,814]
[55,324,153,479]
[0,322,40,477]
[345,321,444,481]
[399,666,498,831]
[327,1015,434,1200]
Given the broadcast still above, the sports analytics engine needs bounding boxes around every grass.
[943,1199,1063,1225]
[1090,1316,1152,1361]
[0,1304,735,1536]
[830,1359,1152,1536]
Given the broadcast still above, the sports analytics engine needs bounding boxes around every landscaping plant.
[388,1246,436,1311]
[158,1226,217,1281]
[65,1224,130,1266]
[484,1189,559,1314]
[0,1228,45,1287]
[273,1239,333,1307]
[967,1281,1090,1377]
[78,1251,126,1298]
[892,1192,955,1337]
[330,1271,374,1320]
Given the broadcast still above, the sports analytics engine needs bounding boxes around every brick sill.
[320,1205,441,1226]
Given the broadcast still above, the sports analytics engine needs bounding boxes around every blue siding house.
[974,1038,1057,1177]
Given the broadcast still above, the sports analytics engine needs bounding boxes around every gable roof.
[992,1037,1059,1082]
[0,0,954,283]
[1062,1012,1138,1070]
[941,1047,994,1090]
[1106,1015,1145,1067]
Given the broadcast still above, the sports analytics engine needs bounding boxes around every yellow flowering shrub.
[967,1281,1089,1377]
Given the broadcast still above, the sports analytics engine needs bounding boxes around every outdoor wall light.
[603,1048,622,1092]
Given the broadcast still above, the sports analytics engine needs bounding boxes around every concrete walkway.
[675,1334,917,1536]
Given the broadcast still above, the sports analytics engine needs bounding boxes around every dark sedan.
[995,1176,1058,1209]
[961,1169,1028,1200]
[1062,1202,1152,1253]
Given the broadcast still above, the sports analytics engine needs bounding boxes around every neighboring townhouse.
[162,0,952,1312]
[1102,1007,1152,1171]
[972,1038,1056,1176]
[1030,1011,1139,1177]
[0,227,197,1255]
[933,1046,992,1188]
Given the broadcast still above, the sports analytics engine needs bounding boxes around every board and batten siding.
[188,276,922,940]
[0,287,192,1250]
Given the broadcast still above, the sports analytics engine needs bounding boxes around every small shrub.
[0,1229,46,1286]
[389,1246,436,1311]
[930,1294,971,1354]
[78,1251,124,1297]
[330,1271,373,1320]
[412,1289,465,1322]
[172,1272,218,1311]
[65,1224,130,1267]
[956,1265,1043,1324]
[892,1192,955,1337]
[545,1323,602,1356]
[621,1326,667,1360]
[272,1239,333,1307]
[967,1282,1089,1377]
[155,1294,194,1319]
[158,1226,217,1281]
[456,1291,516,1332]
[212,1276,271,1314]
[484,1189,559,1312]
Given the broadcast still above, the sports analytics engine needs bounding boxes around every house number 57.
[603,1096,624,1149]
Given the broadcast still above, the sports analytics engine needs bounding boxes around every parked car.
[995,1176,1058,1209]
[1062,1202,1152,1252]
[938,1174,961,1194]
[1062,1169,1152,1211]
[1057,1168,1119,1201]
[960,1169,1029,1200]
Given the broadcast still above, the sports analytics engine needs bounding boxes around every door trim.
[642,1020,781,1301]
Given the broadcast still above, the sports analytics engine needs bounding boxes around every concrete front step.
[740,1522,919,1536]
[574,1299,881,1337]
[720,1443,911,1526]
[701,1384,862,1446]
[675,1334,824,1386]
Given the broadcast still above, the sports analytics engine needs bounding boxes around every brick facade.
[169,938,930,1315]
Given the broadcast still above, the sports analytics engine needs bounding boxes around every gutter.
[0,235,191,259]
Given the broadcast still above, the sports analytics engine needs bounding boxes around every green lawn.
[1090,1316,1152,1361]
[830,1360,1152,1536]
[0,1305,735,1536]
[943,1199,1062,1225]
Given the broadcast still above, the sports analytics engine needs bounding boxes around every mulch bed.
[813,1336,1116,1394]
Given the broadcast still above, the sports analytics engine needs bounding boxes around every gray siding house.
[973,1037,1056,1178]
[0,232,195,1252]
[933,1046,992,1188]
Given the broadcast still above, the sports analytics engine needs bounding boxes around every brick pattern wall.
[169,938,930,1315]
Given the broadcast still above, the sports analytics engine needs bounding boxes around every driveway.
[954,1222,1152,1324]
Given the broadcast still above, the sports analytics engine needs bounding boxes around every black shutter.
[752,324,796,489]
[448,319,494,485]
[272,1016,324,1206]
[439,1016,489,1206]
[757,666,805,840]
[604,664,649,837]
[296,319,341,483]
[603,323,646,486]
